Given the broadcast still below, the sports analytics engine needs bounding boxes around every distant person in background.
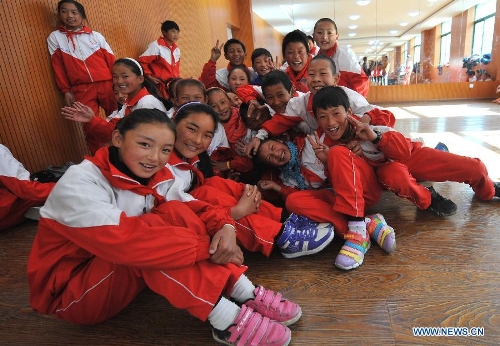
[307,35,319,56]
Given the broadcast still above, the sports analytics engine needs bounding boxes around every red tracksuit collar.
[58,25,92,49]
[157,37,178,51]
[124,87,150,115]
[87,147,173,204]
[319,42,338,57]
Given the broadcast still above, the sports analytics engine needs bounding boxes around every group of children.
[1,1,498,345]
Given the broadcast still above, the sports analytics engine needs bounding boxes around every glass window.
[440,20,451,66]
[472,0,496,57]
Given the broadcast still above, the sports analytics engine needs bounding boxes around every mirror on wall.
[251,0,496,85]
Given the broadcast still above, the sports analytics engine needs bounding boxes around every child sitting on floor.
[27,108,300,346]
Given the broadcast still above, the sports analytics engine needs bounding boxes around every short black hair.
[282,29,309,57]
[261,70,293,94]
[224,38,246,55]
[58,0,86,19]
[313,18,338,33]
[310,55,338,75]
[251,48,272,64]
[161,20,179,32]
[312,86,350,117]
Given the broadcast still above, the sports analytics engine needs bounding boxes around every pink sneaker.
[212,304,291,346]
[245,286,302,326]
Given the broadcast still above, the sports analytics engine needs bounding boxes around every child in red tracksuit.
[206,88,254,179]
[27,108,301,346]
[138,20,181,99]
[240,56,395,157]
[61,58,168,146]
[0,145,55,231]
[168,102,335,259]
[313,18,370,97]
[306,86,500,269]
[281,30,312,93]
[199,38,255,91]
[48,0,116,154]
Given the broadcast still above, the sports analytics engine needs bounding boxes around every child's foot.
[212,304,291,346]
[335,226,371,271]
[366,214,396,253]
[425,186,457,216]
[244,286,302,326]
[277,213,334,258]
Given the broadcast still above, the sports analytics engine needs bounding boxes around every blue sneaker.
[434,142,449,152]
[276,213,334,258]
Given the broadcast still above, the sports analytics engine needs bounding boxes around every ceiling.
[252,0,488,60]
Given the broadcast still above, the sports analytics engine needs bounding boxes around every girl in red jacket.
[48,0,116,154]
[28,108,301,346]
[61,58,168,148]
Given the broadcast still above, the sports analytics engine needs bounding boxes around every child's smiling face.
[284,42,309,73]
[208,90,232,122]
[313,21,339,52]
[306,58,339,95]
[59,2,83,30]
[262,83,293,114]
[315,105,351,142]
[225,43,246,66]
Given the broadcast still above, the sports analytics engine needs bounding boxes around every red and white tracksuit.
[169,151,282,256]
[199,62,255,90]
[48,26,117,153]
[236,85,395,140]
[138,37,181,98]
[210,107,254,175]
[27,147,246,325]
[85,87,168,144]
[0,145,55,231]
[282,56,312,93]
[319,43,370,97]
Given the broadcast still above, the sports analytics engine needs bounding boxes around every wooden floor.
[1,99,500,345]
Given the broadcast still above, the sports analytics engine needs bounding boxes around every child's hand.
[234,138,248,156]
[258,180,280,192]
[64,92,75,107]
[230,184,261,220]
[209,225,244,266]
[307,131,330,164]
[245,137,261,157]
[146,75,162,85]
[347,114,377,142]
[61,101,94,123]
[345,140,363,156]
[268,55,280,71]
[210,40,224,62]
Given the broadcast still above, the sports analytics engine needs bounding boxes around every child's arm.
[235,84,264,104]
[47,33,73,105]
[199,40,224,89]
[138,41,161,84]
[94,31,116,69]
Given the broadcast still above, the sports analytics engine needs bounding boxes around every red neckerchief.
[307,93,315,119]
[58,25,93,50]
[86,147,173,206]
[319,42,338,58]
[221,107,247,144]
[157,37,179,68]
[285,56,312,92]
[168,150,205,188]
[124,87,150,116]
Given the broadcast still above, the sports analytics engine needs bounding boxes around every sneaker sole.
[281,226,335,259]
[280,307,302,326]
[212,330,292,346]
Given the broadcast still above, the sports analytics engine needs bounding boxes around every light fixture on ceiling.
[348,33,357,37]
[399,22,409,27]
[348,25,358,30]
[349,15,360,20]
[408,11,419,17]
[390,30,398,34]
[356,0,371,5]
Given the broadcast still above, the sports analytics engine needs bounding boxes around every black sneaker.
[426,186,457,216]
[494,182,500,198]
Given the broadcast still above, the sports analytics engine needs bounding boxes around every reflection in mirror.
[252,0,496,85]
